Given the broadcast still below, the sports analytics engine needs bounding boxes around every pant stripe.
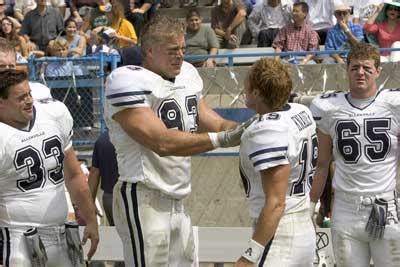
[130,183,145,267]
[1,228,10,267]
[120,182,139,267]
[258,236,274,266]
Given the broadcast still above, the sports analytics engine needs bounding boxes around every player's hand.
[234,257,255,267]
[216,115,258,147]
[82,222,99,260]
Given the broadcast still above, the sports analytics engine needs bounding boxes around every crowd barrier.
[26,53,120,146]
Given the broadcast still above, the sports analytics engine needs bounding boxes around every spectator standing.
[20,0,64,52]
[0,17,28,59]
[272,1,319,64]
[248,0,292,47]
[104,1,137,48]
[303,0,335,45]
[185,8,219,68]
[211,0,248,49]
[88,130,119,226]
[364,2,400,62]
[323,3,364,64]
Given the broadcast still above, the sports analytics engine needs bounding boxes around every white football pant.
[255,209,315,267]
[1,225,73,267]
[331,191,400,267]
[113,181,195,267]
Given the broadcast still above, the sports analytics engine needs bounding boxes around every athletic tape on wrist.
[208,132,221,148]
[310,201,317,218]
[241,239,265,263]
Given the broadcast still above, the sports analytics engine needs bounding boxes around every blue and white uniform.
[310,89,400,267]
[0,99,75,267]
[105,62,202,266]
[240,103,317,266]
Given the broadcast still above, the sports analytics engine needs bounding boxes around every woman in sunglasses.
[364,2,400,62]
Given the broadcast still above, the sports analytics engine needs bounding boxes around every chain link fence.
[27,54,120,147]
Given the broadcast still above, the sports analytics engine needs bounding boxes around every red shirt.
[364,21,400,56]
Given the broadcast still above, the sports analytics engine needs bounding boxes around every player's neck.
[256,103,273,115]
[0,118,29,129]
[349,87,378,99]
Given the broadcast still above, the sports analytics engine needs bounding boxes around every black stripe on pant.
[1,228,10,267]
[258,236,274,266]
[121,182,146,266]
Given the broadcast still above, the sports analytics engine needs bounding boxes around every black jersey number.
[336,119,390,164]
[291,134,318,196]
[158,96,198,132]
[14,136,64,192]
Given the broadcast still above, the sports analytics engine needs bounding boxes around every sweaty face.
[149,35,185,79]
[0,51,16,70]
[347,59,380,98]
[243,79,258,110]
[0,81,33,129]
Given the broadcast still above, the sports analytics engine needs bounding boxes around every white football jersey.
[0,100,72,227]
[240,103,318,218]
[310,89,400,193]
[105,62,202,199]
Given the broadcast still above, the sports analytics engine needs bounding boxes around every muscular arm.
[198,99,238,132]
[236,164,289,265]
[63,147,99,259]
[310,130,332,203]
[113,106,215,156]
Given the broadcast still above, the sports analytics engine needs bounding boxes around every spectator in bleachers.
[20,0,64,52]
[303,0,335,45]
[122,0,156,39]
[0,0,21,28]
[185,8,219,68]
[272,1,319,64]
[248,0,292,47]
[353,0,383,26]
[3,0,14,16]
[323,3,364,64]
[104,1,137,48]
[64,18,87,56]
[364,2,400,62]
[0,17,28,59]
[13,0,36,21]
[211,0,248,49]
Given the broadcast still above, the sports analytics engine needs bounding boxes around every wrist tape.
[208,132,221,148]
[241,239,265,263]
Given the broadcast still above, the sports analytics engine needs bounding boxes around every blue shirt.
[92,131,119,194]
[325,22,364,52]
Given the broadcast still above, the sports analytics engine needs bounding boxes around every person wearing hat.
[364,1,400,62]
[323,3,364,64]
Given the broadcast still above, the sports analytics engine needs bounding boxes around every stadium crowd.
[0,0,400,65]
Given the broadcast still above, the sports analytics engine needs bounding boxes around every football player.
[235,58,317,266]
[0,69,98,266]
[310,42,400,266]
[105,15,253,266]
